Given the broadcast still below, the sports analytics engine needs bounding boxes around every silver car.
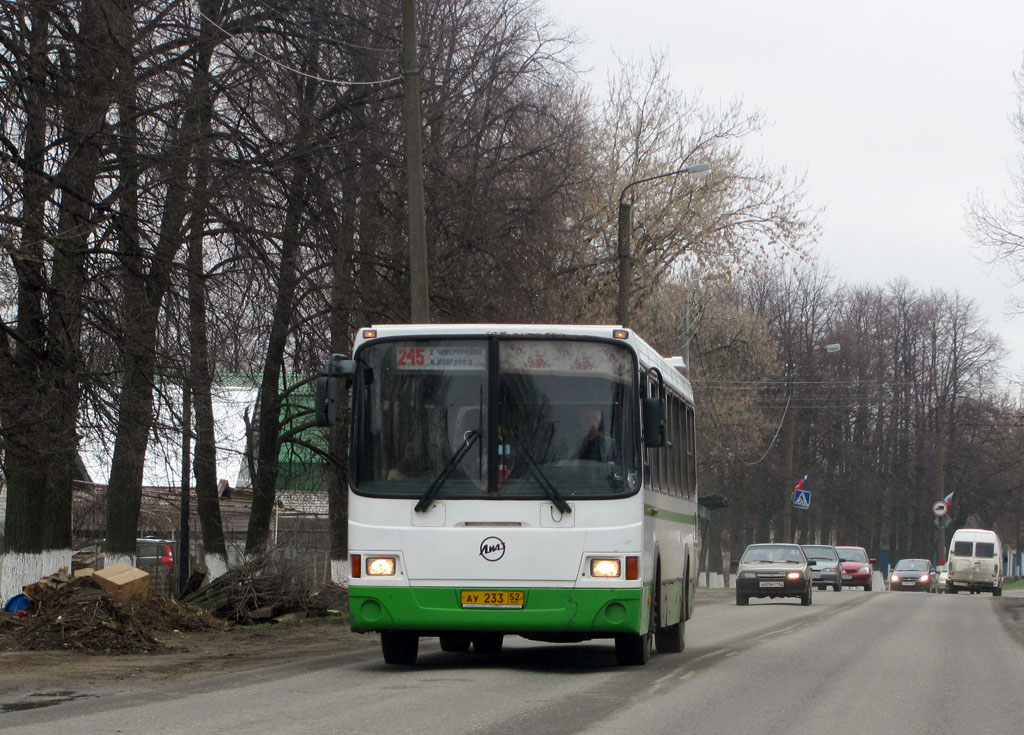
[735,543,813,606]
[801,544,843,591]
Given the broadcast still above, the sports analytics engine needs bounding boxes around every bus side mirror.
[315,376,339,426]
[315,355,358,426]
[643,396,666,448]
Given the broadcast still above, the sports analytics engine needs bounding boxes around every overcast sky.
[548,0,1024,376]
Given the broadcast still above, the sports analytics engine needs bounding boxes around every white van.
[945,528,1002,596]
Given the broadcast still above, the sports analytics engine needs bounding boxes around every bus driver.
[577,405,617,464]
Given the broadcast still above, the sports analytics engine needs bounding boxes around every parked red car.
[835,545,875,591]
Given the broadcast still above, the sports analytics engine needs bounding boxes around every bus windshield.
[352,338,640,501]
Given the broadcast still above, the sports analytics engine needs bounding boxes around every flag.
[942,491,954,507]
[794,475,807,493]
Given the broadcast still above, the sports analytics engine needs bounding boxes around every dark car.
[801,544,843,591]
[735,543,813,606]
[889,558,937,592]
[836,545,875,591]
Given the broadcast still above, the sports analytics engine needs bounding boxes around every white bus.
[315,324,699,665]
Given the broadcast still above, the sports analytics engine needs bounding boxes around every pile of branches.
[0,577,220,654]
[182,554,347,624]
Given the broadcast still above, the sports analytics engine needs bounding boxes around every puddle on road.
[0,690,91,713]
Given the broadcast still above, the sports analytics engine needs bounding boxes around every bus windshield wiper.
[505,428,572,515]
[415,430,480,513]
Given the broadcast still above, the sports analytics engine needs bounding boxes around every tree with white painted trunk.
[0,0,122,601]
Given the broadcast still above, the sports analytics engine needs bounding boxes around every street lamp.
[616,163,712,326]
[782,342,840,543]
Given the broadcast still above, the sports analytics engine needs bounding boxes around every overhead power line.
[199,10,402,87]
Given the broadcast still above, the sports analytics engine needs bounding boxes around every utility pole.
[615,163,711,328]
[935,434,946,566]
[682,289,692,377]
[179,385,191,596]
[616,200,632,326]
[402,0,429,322]
[781,343,840,543]
[782,368,795,543]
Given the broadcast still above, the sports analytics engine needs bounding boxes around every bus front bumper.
[348,585,649,636]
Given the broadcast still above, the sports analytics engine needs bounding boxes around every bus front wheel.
[615,606,653,665]
[381,631,419,665]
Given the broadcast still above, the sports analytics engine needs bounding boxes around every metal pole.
[616,201,632,326]
[402,0,429,322]
[179,385,191,597]
[682,289,691,376]
[782,365,794,543]
[779,344,839,543]
[614,163,710,329]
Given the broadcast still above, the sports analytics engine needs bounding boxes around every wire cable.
[198,10,402,87]
[741,389,791,466]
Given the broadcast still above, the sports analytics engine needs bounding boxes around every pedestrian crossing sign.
[794,489,811,510]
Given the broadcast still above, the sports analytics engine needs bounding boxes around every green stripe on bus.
[348,585,651,635]
[645,505,697,525]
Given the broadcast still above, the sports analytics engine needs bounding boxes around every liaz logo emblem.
[479,536,506,562]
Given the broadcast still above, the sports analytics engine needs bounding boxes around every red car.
[835,546,875,591]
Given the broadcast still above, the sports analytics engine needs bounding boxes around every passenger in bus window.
[387,440,425,480]
[577,405,617,464]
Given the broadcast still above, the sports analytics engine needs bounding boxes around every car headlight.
[590,558,621,578]
[891,574,900,583]
[786,571,803,581]
[858,566,870,574]
[366,556,397,576]
[918,574,930,583]
[738,570,757,579]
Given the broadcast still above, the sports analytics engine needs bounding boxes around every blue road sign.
[794,489,811,510]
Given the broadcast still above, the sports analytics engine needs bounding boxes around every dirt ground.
[0,586,1020,708]
[0,573,380,706]
[0,614,380,705]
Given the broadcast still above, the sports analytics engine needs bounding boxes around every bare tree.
[0,0,123,599]
[586,52,820,322]
[104,0,241,565]
[968,63,1024,313]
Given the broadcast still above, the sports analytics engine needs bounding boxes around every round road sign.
[932,501,948,517]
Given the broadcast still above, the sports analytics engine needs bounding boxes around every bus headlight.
[366,557,397,576]
[590,558,621,578]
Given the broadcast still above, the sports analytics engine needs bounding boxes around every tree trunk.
[185,2,229,578]
[104,1,222,560]
[244,35,320,555]
[245,165,308,554]
[1,0,117,599]
[325,164,358,581]
[1,2,56,602]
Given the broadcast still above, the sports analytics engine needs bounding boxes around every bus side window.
[647,376,661,493]
[686,406,696,499]
[665,394,676,496]
[670,395,682,497]
[678,397,687,499]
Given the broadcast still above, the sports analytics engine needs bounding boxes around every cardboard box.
[93,564,150,603]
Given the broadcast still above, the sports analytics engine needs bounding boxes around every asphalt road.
[4,586,1023,734]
